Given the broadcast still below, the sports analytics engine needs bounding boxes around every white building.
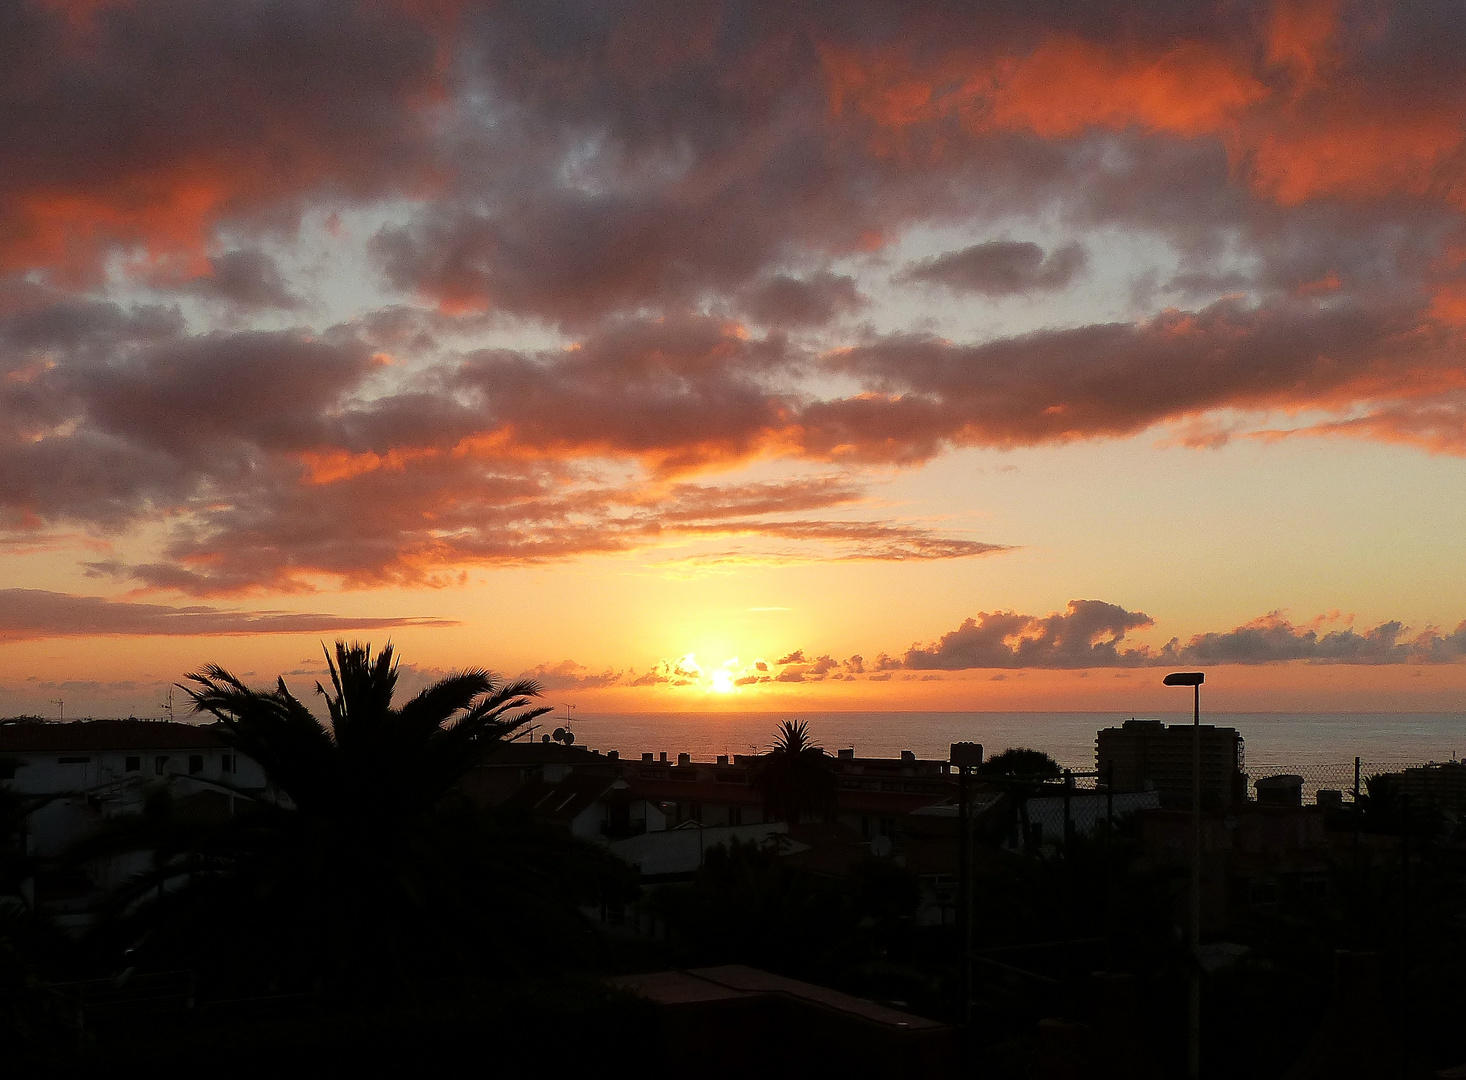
[1,719,270,924]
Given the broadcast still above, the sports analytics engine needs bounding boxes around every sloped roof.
[0,719,227,753]
[610,964,945,1032]
[505,771,622,822]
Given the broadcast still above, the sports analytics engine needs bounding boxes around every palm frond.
[181,666,335,810]
[317,641,400,749]
[395,670,496,736]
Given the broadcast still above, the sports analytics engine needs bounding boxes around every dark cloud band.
[0,589,456,643]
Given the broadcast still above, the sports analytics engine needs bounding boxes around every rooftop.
[609,963,945,1032]
[0,719,227,753]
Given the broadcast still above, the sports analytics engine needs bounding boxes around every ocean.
[550,711,1466,777]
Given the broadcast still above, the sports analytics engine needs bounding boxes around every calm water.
[550,711,1466,772]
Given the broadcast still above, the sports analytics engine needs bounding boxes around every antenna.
[51,698,64,723]
[162,687,175,721]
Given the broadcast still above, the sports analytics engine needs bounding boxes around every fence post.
[1399,792,1410,1080]
[1106,761,1114,833]
[1063,768,1074,986]
[1063,769,1073,848]
[1353,757,1361,803]
[1104,761,1113,961]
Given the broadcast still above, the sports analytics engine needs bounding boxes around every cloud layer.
[4,2,1466,593]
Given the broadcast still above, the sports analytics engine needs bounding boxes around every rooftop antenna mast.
[162,687,175,721]
[51,697,64,723]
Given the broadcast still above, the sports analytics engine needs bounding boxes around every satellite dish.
[562,730,575,745]
[553,727,567,742]
[870,835,892,857]
[541,734,551,743]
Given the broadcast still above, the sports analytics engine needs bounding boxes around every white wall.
[6,746,265,797]
[1019,790,1161,848]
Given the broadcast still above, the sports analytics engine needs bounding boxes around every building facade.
[1,719,271,925]
[1096,718,1247,808]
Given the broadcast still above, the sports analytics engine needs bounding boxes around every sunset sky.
[5,0,1466,718]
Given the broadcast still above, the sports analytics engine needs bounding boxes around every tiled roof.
[0,719,227,753]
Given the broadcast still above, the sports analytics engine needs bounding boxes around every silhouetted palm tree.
[187,640,549,818]
[752,721,836,825]
[91,642,628,996]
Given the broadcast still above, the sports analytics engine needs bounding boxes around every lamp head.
[1163,671,1205,686]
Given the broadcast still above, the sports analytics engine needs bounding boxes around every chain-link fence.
[1246,759,1459,805]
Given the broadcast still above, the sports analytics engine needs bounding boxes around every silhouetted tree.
[751,720,836,825]
[979,747,1062,853]
[90,642,631,997]
[979,747,1062,780]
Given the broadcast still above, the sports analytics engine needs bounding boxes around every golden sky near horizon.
[4,0,1466,717]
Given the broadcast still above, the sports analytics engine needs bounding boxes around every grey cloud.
[904,600,1157,670]
[1182,615,1466,665]
[901,241,1087,295]
[740,273,867,327]
[185,250,303,310]
[898,604,1466,671]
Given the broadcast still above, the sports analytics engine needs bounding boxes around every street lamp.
[1164,670,1204,1080]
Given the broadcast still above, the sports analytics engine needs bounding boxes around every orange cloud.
[0,0,444,280]
[982,38,1269,139]
[823,36,1267,144]
[822,16,1466,208]
[1265,0,1343,87]
[1236,107,1466,205]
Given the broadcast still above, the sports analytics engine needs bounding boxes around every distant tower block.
[1096,718,1246,807]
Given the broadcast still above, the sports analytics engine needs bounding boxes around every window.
[124,756,140,772]
[188,755,203,775]
[58,756,91,764]
[220,754,233,774]
[155,755,169,775]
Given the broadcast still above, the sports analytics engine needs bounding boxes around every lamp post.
[949,741,984,1026]
[1164,670,1205,1080]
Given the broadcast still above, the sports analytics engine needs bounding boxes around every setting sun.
[710,669,736,694]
